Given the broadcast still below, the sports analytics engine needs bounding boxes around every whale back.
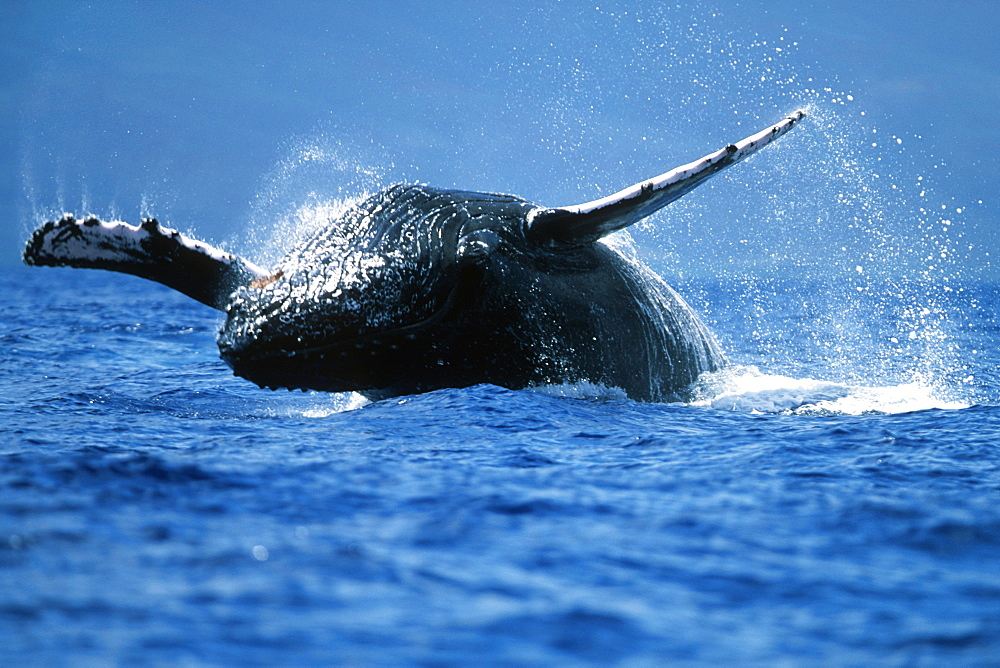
[430,229,725,402]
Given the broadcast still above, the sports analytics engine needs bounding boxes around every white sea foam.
[691,365,969,415]
[260,391,370,419]
[297,392,370,418]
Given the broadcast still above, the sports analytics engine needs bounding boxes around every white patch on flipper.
[28,215,268,278]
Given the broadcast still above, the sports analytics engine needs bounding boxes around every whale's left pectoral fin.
[526,110,806,245]
[23,215,270,310]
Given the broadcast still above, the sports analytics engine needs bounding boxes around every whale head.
[217,185,533,393]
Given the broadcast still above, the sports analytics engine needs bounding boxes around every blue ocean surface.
[2,268,998,665]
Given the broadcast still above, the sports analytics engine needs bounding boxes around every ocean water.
[2,267,998,665]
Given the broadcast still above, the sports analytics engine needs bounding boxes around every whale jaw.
[220,332,412,393]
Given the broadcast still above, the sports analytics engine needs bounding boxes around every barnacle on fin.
[250,270,284,289]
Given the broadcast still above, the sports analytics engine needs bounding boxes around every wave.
[524,366,971,415]
[527,381,632,403]
[256,366,971,419]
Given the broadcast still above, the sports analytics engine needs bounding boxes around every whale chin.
[219,323,460,395]
[220,334,396,393]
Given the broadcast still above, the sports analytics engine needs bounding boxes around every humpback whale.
[23,111,805,401]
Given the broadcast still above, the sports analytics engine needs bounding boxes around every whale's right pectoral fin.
[23,215,270,310]
[526,110,806,245]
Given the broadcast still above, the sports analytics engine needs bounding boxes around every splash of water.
[536,6,983,406]
[237,128,394,269]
